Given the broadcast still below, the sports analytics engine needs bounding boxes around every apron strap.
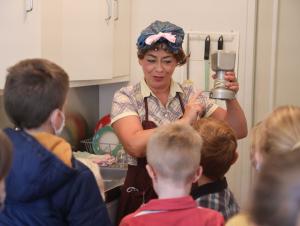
[143,97,149,121]
[176,92,185,114]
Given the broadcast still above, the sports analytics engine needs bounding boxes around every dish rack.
[80,138,120,155]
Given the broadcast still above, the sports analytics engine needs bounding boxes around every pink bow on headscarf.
[145,32,176,45]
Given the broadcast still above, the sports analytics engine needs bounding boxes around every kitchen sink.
[99,165,128,224]
[100,165,127,180]
[100,165,127,192]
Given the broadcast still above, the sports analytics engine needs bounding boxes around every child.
[0,59,112,226]
[120,123,224,226]
[0,131,13,210]
[251,105,300,170]
[226,105,300,226]
[192,118,239,220]
[249,148,300,226]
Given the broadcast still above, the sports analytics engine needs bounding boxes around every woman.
[111,20,247,222]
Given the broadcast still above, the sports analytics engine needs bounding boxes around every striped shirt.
[111,79,218,165]
[191,177,240,221]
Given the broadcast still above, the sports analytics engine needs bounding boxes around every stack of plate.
[92,114,122,157]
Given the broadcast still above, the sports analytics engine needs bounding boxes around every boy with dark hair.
[0,58,112,226]
[120,123,224,226]
[192,118,239,220]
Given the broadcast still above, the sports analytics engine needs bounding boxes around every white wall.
[130,0,257,207]
[254,0,300,122]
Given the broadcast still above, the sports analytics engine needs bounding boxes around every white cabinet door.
[62,0,114,81]
[0,0,41,89]
[42,0,114,81]
[112,0,131,77]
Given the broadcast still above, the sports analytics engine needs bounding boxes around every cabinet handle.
[114,0,119,21]
[105,0,112,22]
[25,0,33,13]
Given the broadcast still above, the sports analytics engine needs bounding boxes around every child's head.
[146,123,202,186]
[260,105,300,155]
[4,58,69,130]
[0,130,13,208]
[249,148,300,226]
[250,122,264,170]
[194,118,238,180]
[252,106,300,169]
[136,20,187,65]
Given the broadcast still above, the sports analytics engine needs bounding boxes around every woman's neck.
[151,87,170,106]
[145,79,171,106]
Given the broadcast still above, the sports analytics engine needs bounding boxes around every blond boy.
[120,123,224,226]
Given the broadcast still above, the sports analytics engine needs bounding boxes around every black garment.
[116,93,185,225]
[191,177,240,221]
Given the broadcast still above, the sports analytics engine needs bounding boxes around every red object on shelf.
[94,114,111,134]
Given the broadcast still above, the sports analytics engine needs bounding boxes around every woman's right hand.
[180,91,205,125]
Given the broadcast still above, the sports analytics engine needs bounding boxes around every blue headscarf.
[137,20,185,53]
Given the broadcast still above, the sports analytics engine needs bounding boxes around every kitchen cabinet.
[112,0,131,78]
[42,0,131,83]
[0,0,41,90]
[0,0,131,91]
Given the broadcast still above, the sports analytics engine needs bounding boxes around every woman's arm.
[112,92,205,158]
[210,72,248,139]
[210,100,248,139]
[112,115,155,158]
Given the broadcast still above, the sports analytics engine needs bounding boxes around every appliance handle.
[105,0,112,22]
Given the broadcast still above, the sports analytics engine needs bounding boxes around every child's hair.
[259,105,300,156]
[147,123,202,184]
[4,58,69,129]
[250,122,263,166]
[194,118,237,180]
[0,131,13,180]
[249,148,300,226]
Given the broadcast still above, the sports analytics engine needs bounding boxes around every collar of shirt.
[137,196,197,212]
[191,177,228,199]
[141,79,184,99]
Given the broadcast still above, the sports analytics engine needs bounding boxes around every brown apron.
[116,93,185,224]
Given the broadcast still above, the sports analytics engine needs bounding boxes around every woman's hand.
[212,71,239,94]
[180,91,205,125]
[224,71,239,94]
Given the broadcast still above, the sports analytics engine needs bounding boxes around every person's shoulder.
[178,81,194,98]
[114,83,141,97]
[226,213,250,226]
[72,158,93,174]
[119,212,136,226]
[178,80,192,90]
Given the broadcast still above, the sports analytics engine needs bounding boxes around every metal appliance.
[210,50,236,100]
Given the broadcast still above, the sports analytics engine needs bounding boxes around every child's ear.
[192,166,202,183]
[231,151,239,165]
[50,109,60,127]
[146,164,157,181]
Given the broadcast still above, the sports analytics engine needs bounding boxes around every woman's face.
[139,49,178,91]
